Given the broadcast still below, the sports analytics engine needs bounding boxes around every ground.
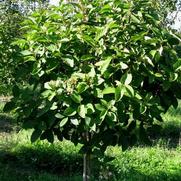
[0,101,181,181]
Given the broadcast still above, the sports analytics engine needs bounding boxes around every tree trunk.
[83,152,91,181]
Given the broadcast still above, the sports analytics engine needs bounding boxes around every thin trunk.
[83,152,91,181]
[83,131,91,181]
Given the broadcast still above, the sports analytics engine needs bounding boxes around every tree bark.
[83,131,91,181]
[83,152,91,181]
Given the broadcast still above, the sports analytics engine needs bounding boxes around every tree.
[0,0,23,94]
[4,0,181,180]
[0,0,50,94]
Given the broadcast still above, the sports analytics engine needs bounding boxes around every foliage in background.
[0,0,50,95]
[0,0,23,94]
[159,0,178,18]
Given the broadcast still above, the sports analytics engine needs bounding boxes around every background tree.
[0,0,49,95]
[4,0,181,180]
[0,0,23,94]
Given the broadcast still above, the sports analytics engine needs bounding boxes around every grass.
[0,101,181,181]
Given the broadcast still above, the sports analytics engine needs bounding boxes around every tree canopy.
[4,0,181,151]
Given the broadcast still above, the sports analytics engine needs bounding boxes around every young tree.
[4,0,181,180]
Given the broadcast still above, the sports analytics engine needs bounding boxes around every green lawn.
[0,101,180,181]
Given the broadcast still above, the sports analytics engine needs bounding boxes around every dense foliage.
[4,0,181,155]
[0,0,49,94]
[0,0,23,94]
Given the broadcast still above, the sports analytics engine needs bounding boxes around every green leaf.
[102,87,115,94]
[100,99,109,108]
[81,55,94,61]
[155,73,162,78]
[71,119,79,126]
[60,117,68,127]
[41,90,52,98]
[169,72,178,81]
[131,14,140,23]
[50,102,58,110]
[44,82,52,90]
[115,84,125,102]
[63,107,76,116]
[85,117,91,126]
[100,109,107,121]
[88,67,96,78]
[95,103,105,111]
[94,88,103,98]
[55,113,64,119]
[78,105,86,118]
[100,4,112,13]
[120,62,128,69]
[77,82,88,93]
[150,50,157,58]
[21,50,32,56]
[82,35,96,47]
[24,56,36,62]
[63,58,74,67]
[121,72,132,85]
[135,93,142,100]
[96,21,117,40]
[31,129,42,143]
[86,103,95,115]
[47,44,57,52]
[131,31,147,42]
[96,56,112,75]
[48,92,56,101]
[90,123,96,132]
[125,85,134,97]
[71,92,82,103]
[145,56,154,67]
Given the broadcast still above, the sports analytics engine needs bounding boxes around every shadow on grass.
[0,114,18,133]
[0,147,83,181]
[0,144,83,177]
[0,160,82,181]
[0,102,180,180]
[0,145,181,181]
[148,121,181,148]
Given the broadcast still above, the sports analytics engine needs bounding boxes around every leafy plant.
[4,0,181,180]
[0,0,50,95]
[0,0,23,95]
